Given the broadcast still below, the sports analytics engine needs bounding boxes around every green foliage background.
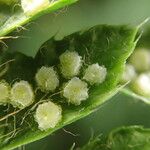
[1,0,150,149]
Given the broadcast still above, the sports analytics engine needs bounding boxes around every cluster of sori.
[121,48,150,97]
[0,51,107,131]
[0,80,34,108]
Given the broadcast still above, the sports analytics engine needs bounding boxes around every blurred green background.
[12,0,150,149]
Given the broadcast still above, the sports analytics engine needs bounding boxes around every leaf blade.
[0,25,138,149]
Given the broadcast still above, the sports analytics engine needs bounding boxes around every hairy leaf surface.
[0,25,137,149]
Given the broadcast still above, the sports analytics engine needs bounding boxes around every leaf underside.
[0,25,137,149]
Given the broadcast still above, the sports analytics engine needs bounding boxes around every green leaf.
[0,0,78,37]
[81,126,150,150]
[5,0,150,57]
[0,25,137,149]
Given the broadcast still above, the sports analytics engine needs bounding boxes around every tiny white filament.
[83,63,107,85]
[10,80,34,108]
[35,101,62,130]
[59,51,82,79]
[63,77,89,105]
